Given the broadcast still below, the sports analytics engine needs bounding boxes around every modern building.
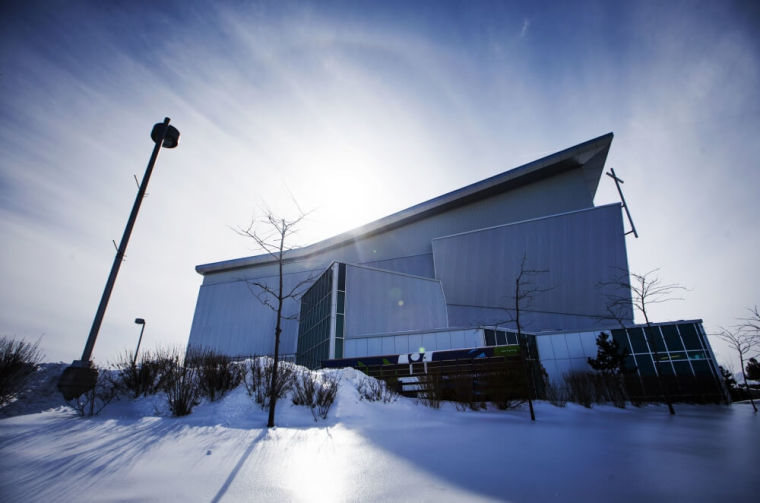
[187,133,724,400]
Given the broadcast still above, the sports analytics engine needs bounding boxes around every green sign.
[495,345,521,357]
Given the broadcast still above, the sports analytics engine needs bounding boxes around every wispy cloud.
[0,1,758,369]
[520,18,530,38]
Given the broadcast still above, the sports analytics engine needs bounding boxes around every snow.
[1,364,758,502]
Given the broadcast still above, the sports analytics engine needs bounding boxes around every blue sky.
[1,0,758,369]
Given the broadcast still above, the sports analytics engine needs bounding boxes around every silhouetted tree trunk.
[508,253,552,421]
[236,211,312,427]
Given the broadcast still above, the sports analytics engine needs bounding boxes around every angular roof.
[197,132,614,275]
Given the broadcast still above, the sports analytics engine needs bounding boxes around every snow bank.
[1,364,758,502]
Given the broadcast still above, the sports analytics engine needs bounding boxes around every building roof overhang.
[196,132,614,275]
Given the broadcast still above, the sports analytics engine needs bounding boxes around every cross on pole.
[606,167,639,238]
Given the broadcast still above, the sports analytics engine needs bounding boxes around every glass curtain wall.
[610,321,723,400]
[296,266,334,369]
[335,263,346,359]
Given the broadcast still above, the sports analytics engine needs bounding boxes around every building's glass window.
[646,326,667,353]
[507,332,518,345]
[657,361,675,376]
[338,263,346,291]
[678,323,702,350]
[688,350,707,360]
[334,264,346,360]
[496,331,507,345]
[483,329,522,348]
[635,354,656,376]
[337,291,345,312]
[611,329,631,354]
[627,327,650,353]
[691,360,713,376]
[484,330,496,346]
[661,325,684,352]
[296,267,333,369]
[624,355,637,373]
[672,361,692,376]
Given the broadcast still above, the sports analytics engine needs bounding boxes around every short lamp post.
[132,318,146,367]
[58,118,179,400]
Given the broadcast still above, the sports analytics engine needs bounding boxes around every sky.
[1,0,758,370]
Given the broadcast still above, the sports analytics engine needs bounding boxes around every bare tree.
[740,305,760,337]
[498,253,553,421]
[717,312,759,413]
[236,211,312,428]
[603,269,685,415]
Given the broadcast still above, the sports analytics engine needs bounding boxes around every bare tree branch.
[283,276,316,302]
[598,268,686,415]
[600,268,685,326]
[717,326,759,412]
[491,254,554,329]
[493,253,554,422]
[235,207,314,428]
[740,305,760,335]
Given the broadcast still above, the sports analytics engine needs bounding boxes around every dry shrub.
[450,372,480,411]
[187,348,244,402]
[419,367,524,410]
[292,370,340,421]
[163,349,201,417]
[564,371,595,407]
[244,356,295,409]
[564,371,627,408]
[544,379,568,407]
[67,366,118,417]
[292,370,318,407]
[0,336,43,406]
[315,372,340,420]
[483,365,528,410]
[113,348,173,398]
[356,376,397,403]
[417,371,444,409]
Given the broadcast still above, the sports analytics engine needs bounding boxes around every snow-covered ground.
[1,364,758,502]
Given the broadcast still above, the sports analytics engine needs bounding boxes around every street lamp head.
[151,122,180,148]
[134,318,145,325]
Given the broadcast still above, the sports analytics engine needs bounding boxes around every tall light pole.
[132,318,146,367]
[58,118,180,400]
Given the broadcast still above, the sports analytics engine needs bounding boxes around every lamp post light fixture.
[58,118,180,400]
[133,318,146,367]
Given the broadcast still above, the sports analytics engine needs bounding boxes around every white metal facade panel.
[565,333,586,358]
[343,265,448,338]
[187,269,315,356]
[536,337,555,360]
[343,328,485,357]
[361,253,435,278]
[197,169,594,287]
[538,331,600,383]
[432,204,632,333]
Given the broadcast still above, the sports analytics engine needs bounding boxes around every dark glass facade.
[295,263,348,369]
[484,329,520,346]
[610,321,724,401]
[296,266,334,369]
[335,263,346,359]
